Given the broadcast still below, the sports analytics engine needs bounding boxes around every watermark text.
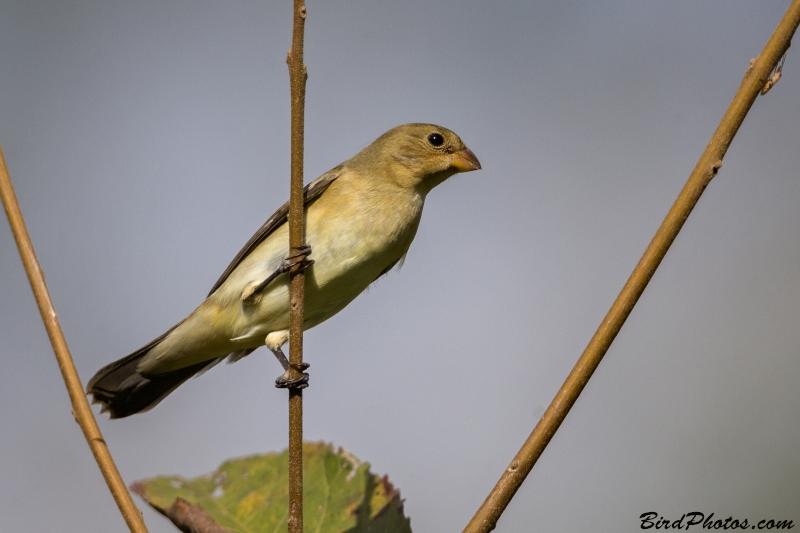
[640,512,794,530]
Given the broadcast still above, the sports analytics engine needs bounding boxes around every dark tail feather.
[86,331,221,419]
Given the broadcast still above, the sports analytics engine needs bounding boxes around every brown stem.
[128,486,231,533]
[0,145,149,532]
[463,2,800,532]
[286,1,308,532]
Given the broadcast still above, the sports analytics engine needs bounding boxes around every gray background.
[1,1,799,531]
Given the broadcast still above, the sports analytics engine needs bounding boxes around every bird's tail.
[86,330,221,419]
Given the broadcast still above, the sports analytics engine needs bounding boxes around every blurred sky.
[1,1,799,532]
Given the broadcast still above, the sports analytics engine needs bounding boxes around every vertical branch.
[463,1,800,532]
[286,1,308,532]
[0,145,149,533]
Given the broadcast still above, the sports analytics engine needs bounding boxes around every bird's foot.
[275,362,310,389]
[243,245,314,303]
[285,244,314,273]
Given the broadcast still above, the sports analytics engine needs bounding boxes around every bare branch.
[0,145,149,532]
[463,1,800,532]
[286,1,308,532]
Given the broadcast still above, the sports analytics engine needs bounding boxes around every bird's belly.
[301,225,411,325]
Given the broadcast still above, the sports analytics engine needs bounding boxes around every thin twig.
[463,2,800,532]
[286,1,308,532]
[0,145,149,532]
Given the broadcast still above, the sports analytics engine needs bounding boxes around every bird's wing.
[208,167,343,296]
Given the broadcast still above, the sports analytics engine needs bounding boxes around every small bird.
[87,123,481,418]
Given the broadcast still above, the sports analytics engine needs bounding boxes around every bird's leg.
[243,244,314,303]
[269,346,310,389]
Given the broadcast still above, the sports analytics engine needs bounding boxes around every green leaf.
[132,441,412,533]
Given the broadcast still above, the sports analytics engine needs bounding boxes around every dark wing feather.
[207,168,342,296]
[86,323,226,418]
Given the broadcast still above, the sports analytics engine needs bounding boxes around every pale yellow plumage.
[87,123,480,417]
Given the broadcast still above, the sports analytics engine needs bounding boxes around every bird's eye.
[427,133,445,147]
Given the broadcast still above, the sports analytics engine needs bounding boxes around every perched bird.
[87,123,481,418]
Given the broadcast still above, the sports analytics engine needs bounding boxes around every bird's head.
[349,123,481,195]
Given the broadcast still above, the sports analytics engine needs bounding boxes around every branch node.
[762,50,788,95]
[761,70,782,94]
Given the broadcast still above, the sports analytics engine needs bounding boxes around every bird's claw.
[287,244,312,260]
[284,244,314,273]
[275,363,310,389]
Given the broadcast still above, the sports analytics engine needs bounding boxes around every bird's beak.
[450,148,482,172]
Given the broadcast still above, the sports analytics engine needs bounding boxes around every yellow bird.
[87,123,481,418]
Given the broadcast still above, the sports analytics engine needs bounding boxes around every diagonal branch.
[0,145,149,532]
[463,1,800,532]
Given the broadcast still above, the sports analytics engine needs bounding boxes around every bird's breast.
[305,187,423,290]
